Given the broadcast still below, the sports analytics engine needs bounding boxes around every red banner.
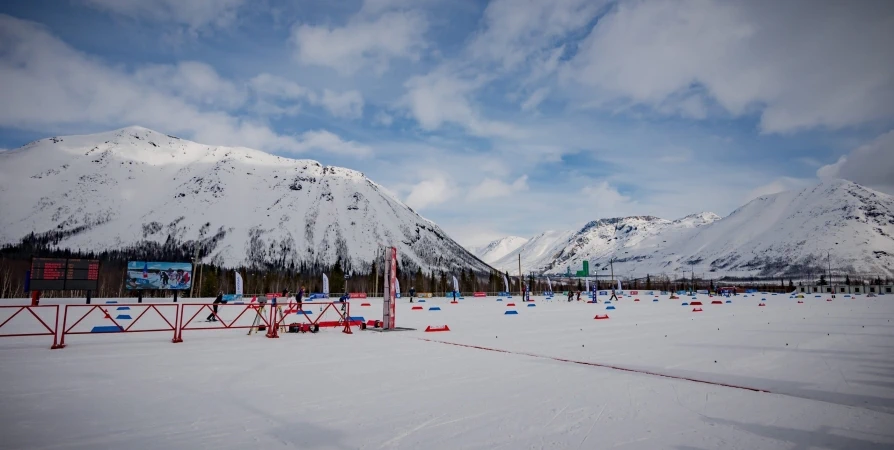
[473,292,486,297]
[349,292,367,299]
[630,291,639,295]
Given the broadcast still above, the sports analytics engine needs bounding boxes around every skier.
[576,290,581,302]
[567,290,573,302]
[207,291,224,321]
[339,292,350,312]
[409,286,416,303]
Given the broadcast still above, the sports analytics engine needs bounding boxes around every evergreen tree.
[646,274,652,290]
[845,274,851,286]
[819,274,827,286]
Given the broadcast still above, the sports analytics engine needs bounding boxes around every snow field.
[1,293,893,449]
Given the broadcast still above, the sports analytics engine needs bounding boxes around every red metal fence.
[0,301,362,349]
[0,305,61,349]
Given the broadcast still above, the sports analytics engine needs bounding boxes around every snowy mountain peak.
[488,181,893,277]
[471,236,529,264]
[0,127,491,273]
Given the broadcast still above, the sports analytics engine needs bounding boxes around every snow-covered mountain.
[0,127,492,273]
[471,236,528,264]
[489,181,894,278]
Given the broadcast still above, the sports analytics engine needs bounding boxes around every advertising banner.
[126,261,193,290]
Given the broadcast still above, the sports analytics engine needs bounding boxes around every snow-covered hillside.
[490,181,894,278]
[471,236,528,264]
[0,127,492,273]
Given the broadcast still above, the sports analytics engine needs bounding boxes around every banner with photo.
[126,261,193,290]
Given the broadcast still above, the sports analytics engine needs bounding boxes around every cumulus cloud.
[320,90,364,119]
[404,175,454,210]
[0,15,368,157]
[468,175,529,201]
[402,69,524,139]
[818,130,894,194]
[580,181,631,210]
[291,8,427,75]
[134,61,245,109]
[562,0,894,133]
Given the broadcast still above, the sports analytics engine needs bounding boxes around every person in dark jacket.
[207,291,224,321]
[409,287,416,303]
[296,286,305,310]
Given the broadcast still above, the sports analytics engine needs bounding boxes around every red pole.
[50,305,63,349]
[172,304,183,343]
[31,290,40,306]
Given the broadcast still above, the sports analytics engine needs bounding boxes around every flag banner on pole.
[547,277,552,292]
[235,271,243,296]
[585,279,589,292]
[395,278,401,297]
[503,274,509,293]
[452,276,459,293]
[322,274,330,295]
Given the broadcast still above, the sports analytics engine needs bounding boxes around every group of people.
[206,285,310,322]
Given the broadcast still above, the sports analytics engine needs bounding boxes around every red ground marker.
[594,314,610,320]
[424,325,450,332]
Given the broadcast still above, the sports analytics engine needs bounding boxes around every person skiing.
[576,290,581,302]
[409,286,416,303]
[207,291,224,322]
[567,290,573,302]
[339,291,350,312]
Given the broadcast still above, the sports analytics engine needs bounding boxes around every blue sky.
[1,0,892,247]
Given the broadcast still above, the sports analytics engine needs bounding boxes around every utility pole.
[828,251,832,292]
[518,253,522,298]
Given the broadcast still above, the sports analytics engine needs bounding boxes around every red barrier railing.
[0,305,60,349]
[57,304,179,349]
[175,303,273,342]
[270,301,355,337]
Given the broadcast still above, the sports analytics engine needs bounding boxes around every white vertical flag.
[322,274,330,295]
[585,279,589,292]
[547,277,552,292]
[503,274,509,293]
[234,271,243,296]
[452,276,459,293]
[395,278,401,296]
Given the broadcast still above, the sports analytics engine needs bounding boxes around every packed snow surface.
[2,292,893,449]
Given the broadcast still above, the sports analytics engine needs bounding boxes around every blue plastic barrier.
[418,300,426,303]
[653,299,659,302]
[349,316,365,322]
[91,326,121,333]
[105,301,118,304]
[527,303,536,307]
[116,306,130,310]
[682,302,689,306]
[115,314,132,320]
[725,300,732,303]
[504,310,518,315]
[606,305,616,310]
[429,307,441,311]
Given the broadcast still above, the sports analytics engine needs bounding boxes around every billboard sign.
[126,261,193,290]
[30,258,100,291]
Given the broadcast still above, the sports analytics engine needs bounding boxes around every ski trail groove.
[416,338,770,394]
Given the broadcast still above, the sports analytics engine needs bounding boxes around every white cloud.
[521,87,550,112]
[134,61,245,109]
[320,89,364,119]
[562,0,894,133]
[818,130,894,194]
[580,180,631,210]
[374,111,394,126]
[404,175,454,210]
[81,0,246,33]
[290,130,372,158]
[0,15,365,157]
[469,0,604,70]
[743,177,814,203]
[291,10,427,75]
[402,69,524,139]
[468,175,529,201]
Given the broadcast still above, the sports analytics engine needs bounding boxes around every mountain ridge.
[0,126,492,274]
[486,181,894,278]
